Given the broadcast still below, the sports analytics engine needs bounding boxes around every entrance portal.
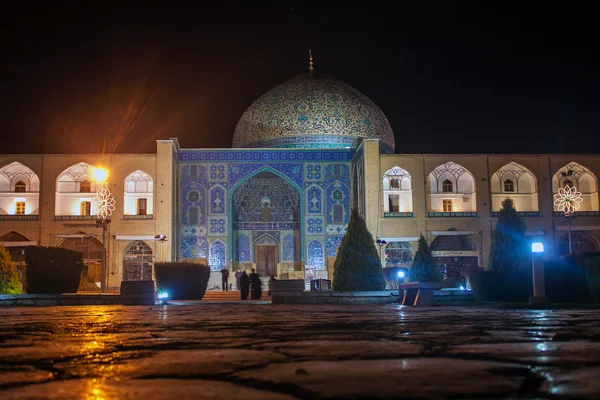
[256,245,277,277]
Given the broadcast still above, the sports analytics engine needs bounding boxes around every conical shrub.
[409,235,442,282]
[332,208,386,291]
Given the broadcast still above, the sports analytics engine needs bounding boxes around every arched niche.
[427,162,477,214]
[55,162,102,217]
[0,231,31,263]
[382,166,413,214]
[123,240,153,281]
[558,232,598,256]
[491,162,539,213]
[58,233,104,283]
[124,170,154,217]
[552,162,599,212]
[0,162,40,216]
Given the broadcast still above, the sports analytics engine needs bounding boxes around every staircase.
[202,290,245,301]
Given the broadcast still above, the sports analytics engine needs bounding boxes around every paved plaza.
[1,304,600,399]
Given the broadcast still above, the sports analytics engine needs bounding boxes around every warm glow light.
[92,167,109,183]
[532,242,544,253]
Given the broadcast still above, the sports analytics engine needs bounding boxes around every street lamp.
[376,238,387,266]
[154,234,167,262]
[529,241,548,305]
[92,167,114,293]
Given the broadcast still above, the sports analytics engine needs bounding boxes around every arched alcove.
[55,162,103,217]
[427,162,477,215]
[123,241,153,281]
[552,162,599,213]
[0,162,40,217]
[491,162,539,214]
[124,170,154,218]
[382,166,413,216]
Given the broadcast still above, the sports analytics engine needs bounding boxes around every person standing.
[234,268,242,291]
[240,270,250,300]
[220,266,229,291]
[249,268,262,300]
[268,274,277,297]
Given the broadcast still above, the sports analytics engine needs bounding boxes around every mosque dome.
[232,72,395,153]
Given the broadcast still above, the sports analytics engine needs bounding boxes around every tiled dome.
[232,73,395,153]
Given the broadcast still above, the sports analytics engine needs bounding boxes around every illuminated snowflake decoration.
[93,188,116,220]
[554,185,583,215]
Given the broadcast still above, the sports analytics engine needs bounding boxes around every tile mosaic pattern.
[231,73,395,152]
[307,239,325,268]
[179,149,352,263]
[326,236,344,257]
[236,233,251,262]
[208,240,226,270]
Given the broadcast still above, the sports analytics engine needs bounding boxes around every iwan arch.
[1,66,600,290]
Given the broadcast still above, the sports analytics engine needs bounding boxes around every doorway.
[256,245,277,277]
[123,241,153,281]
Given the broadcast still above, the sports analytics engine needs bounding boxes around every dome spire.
[308,49,314,77]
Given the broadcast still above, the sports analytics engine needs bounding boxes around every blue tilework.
[326,236,344,257]
[307,239,324,268]
[307,217,324,234]
[209,240,227,270]
[306,185,323,215]
[236,233,251,262]
[209,185,226,214]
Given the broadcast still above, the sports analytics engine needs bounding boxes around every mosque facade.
[1,69,599,290]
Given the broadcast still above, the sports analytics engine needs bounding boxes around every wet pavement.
[1,304,600,399]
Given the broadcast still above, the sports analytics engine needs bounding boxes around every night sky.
[1,3,598,155]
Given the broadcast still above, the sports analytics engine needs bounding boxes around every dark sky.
[1,3,598,155]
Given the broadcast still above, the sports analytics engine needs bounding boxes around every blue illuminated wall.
[179,149,352,271]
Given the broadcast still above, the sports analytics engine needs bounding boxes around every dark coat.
[240,272,250,300]
[250,272,262,300]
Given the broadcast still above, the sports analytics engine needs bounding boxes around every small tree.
[487,197,528,271]
[0,245,22,294]
[410,235,442,282]
[332,208,386,291]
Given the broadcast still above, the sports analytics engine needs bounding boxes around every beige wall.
[0,141,177,290]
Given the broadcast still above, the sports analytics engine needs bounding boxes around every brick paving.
[1,304,599,399]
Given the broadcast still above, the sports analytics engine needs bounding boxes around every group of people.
[220,267,276,300]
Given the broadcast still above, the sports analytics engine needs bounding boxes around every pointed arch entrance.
[123,241,153,281]
[58,233,104,283]
[230,169,301,277]
[430,228,479,285]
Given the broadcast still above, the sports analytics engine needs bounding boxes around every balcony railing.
[0,214,39,221]
[553,211,600,217]
[384,212,414,218]
[54,215,98,221]
[428,212,478,218]
[492,211,540,217]
[123,214,154,220]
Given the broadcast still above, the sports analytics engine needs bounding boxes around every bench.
[399,282,442,306]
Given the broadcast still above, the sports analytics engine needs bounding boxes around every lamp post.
[529,242,548,305]
[154,234,167,262]
[92,167,114,293]
[553,185,583,255]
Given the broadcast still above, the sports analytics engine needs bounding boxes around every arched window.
[559,233,596,256]
[504,179,514,192]
[124,170,154,217]
[14,181,26,193]
[382,166,413,214]
[80,180,91,193]
[491,162,538,213]
[442,179,453,193]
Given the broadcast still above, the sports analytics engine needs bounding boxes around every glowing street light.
[530,242,548,305]
[92,167,109,184]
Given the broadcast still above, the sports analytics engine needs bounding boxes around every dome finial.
[308,49,314,76]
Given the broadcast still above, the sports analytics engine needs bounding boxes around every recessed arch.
[55,162,103,217]
[0,162,40,216]
[491,162,539,213]
[552,162,599,212]
[229,166,303,264]
[558,232,598,256]
[123,240,153,281]
[124,170,154,217]
[427,162,476,213]
[382,166,413,214]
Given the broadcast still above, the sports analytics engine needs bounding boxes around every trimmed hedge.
[0,245,22,294]
[25,246,84,294]
[470,270,533,302]
[154,262,210,300]
[585,257,600,303]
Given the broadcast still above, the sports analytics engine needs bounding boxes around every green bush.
[25,246,84,293]
[470,270,532,302]
[487,198,529,271]
[409,236,442,283]
[0,245,22,294]
[585,257,600,303]
[154,262,210,300]
[332,208,386,291]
